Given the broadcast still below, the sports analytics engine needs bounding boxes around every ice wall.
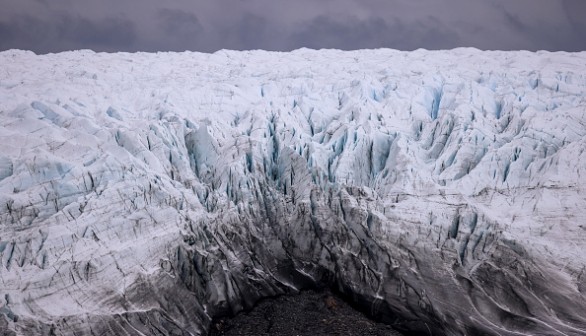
[1,48,585,335]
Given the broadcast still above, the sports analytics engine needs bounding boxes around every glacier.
[0,48,585,335]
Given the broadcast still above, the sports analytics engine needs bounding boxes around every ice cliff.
[1,48,585,335]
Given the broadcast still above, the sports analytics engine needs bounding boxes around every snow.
[0,48,586,335]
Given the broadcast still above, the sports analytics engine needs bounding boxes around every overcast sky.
[1,0,585,53]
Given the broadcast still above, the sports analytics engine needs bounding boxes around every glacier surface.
[0,48,586,335]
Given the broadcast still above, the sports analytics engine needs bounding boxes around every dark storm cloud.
[155,8,204,51]
[215,14,274,51]
[57,16,137,48]
[0,14,136,53]
[158,9,203,38]
[563,0,586,46]
[0,0,585,53]
[0,15,48,51]
[494,1,586,52]
[289,16,460,50]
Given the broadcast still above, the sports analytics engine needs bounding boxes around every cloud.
[215,14,275,51]
[57,16,137,49]
[0,0,585,53]
[158,9,203,38]
[562,0,586,49]
[0,14,136,53]
[0,15,51,52]
[151,8,204,51]
[494,1,585,51]
[288,15,460,51]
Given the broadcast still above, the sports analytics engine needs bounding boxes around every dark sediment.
[209,289,404,336]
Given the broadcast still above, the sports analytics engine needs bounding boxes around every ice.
[0,48,585,335]
[0,156,12,182]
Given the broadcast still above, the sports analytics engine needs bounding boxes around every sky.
[1,0,585,53]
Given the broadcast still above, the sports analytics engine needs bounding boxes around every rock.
[209,289,403,336]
